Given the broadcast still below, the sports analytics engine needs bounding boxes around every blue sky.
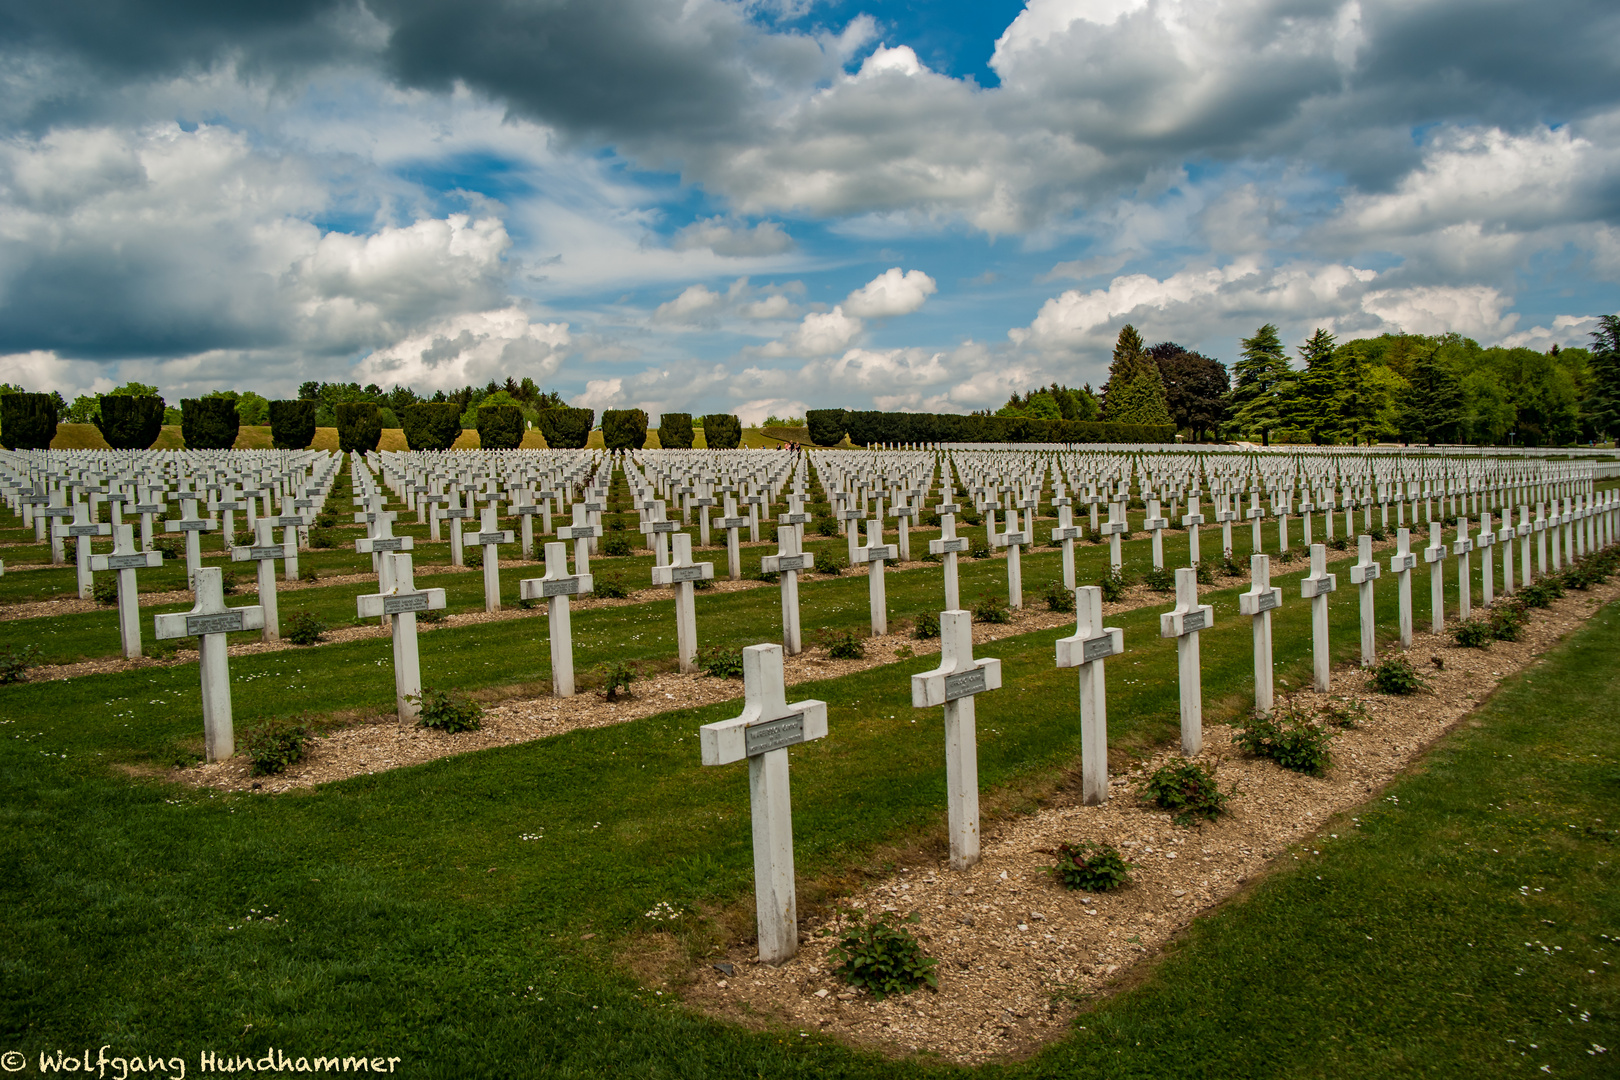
[1,0,1617,422]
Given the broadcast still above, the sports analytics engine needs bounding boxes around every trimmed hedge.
[602,408,649,450]
[657,411,694,449]
[807,408,847,447]
[334,402,382,453]
[477,404,524,449]
[181,398,240,450]
[95,395,164,450]
[535,407,593,449]
[703,413,742,449]
[268,400,317,450]
[1,392,58,449]
[835,409,1175,446]
[402,402,462,451]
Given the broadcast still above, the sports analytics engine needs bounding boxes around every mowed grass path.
[3,530,1617,1076]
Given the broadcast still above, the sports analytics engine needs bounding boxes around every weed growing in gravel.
[818,628,866,660]
[244,719,311,776]
[1234,700,1334,775]
[974,593,1011,624]
[1453,618,1493,648]
[1142,565,1174,592]
[1195,561,1216,586]
[913,612,940,639]
[92,576,118,605]
[829,911,937,1000]
[1045,841,1133,891]
[1488,602,1526,641]
[1320,696,1370,728]
[1518,577,1564,608]
[285,611,327,646]
[1141,760,1229,825]
[1326,535,1350,552]
[1098,568,1127,602]
[1221,551,1247,576]
[0,644,41,684]
[592,571,630,599]
[594,660,637,701]
[1044,579,1074,612]
[699,647,744,679]
[1370,655,1429,695]
[409,688,483,733]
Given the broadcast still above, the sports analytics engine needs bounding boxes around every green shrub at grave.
[1370,654,1429,695]
[819,629,865,659]
[219,571,239,595]
[153,536,184,560]
[702,413,741,449]
[334,402,382,453]
[1369,525,1388,542]
[268,399,317,449]
[1453,618,1493,648]
[601,532,633,557]
[817,549,848,576]
[1085,526,1103,544]
[1143,565,1174,592]
[699,647,744,679]
[416,608,445,623]
[92,576,118,605]
[95,395,164,449]
[180,397,240,450]
[1234,701,1334,775]
[829,911,937,1000]
[401,402,461,451]
[298,564,319,583]
[1044,579,1075,612]
[535,406,593,449]
[974,593,1011,624]
[1220,552,1247,576]
[1320,696,1369,728]
[1,392,58,449]
[285,612,327,646]
[815,516,839,537]
[969,540,991,560]
[308,529,336,549]
[595,661,637,700]
[592,571,631,599]
[476,404,524,450]
[464,546,482,569]
[1327,535,1350,552]
[806,408,847,447]
[1142,760,1229,825]
[244,720,312,776]
[410,688,483,732]
[912,612,940,639]
[0,644,41,683]
[1195,561,1216,586]
[1045,840,1133,891]
[656,412,694,449]
[1098,568,1126,602]
[601,409,648,450]
[1518,577,1564,608]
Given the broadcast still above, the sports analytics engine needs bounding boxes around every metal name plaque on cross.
[944,667,987,700]
[1254,591,1280,612]
[541,577,581,596]
[937,538,968,552]
[774,554,809,571]
[647,521,676,533]
[1002,532,1027,544]
[477,532,506,545]
[671,565,707,582]
[383,593,431,614]
[1391,553,1416,571]
[106,553,153,570]
[247,545,285,560]
[68,523,104,536]
[187,612,245,635]
[745,712,805,756]
[370,537,406,552]
[1182,609,1208,633]
[1083,636,1116,663]
[866,546,896,560]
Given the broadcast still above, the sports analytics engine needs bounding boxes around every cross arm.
[90,550,164,571]
[1055,627,1123,668]
[700,699,828,766]
[911,656,1002,708]
[154,604,266,640]
[357,587,447,618]
[519,573,593,600]
[652,560,715,585]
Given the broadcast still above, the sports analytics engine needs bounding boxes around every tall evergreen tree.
[1102,324,1151,418]
[1398,348,1465,445]
[1226,323,1292,444]
[1288,328,1336,442]
[1587,314,1620,440]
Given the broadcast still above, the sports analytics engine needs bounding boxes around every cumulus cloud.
[842,268,937,318]
[670,217,795,257]
[650,277,802,326]
[352,307,570,391]
[576,378,625,410]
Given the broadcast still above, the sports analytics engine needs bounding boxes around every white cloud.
[1498,314,1602,351]
[1359,285,1518,340]
[733,398,809,426]
[652,284,727,325]
[352,307,570,391]
[576,378,624,411]
[842,267,938,318]
[671,217,795,257]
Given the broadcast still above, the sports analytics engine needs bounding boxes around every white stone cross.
[1101,499,1127,573]
[90,522,163,659]
[992,506,1028,609]
[1238,554,1283,713]
[1350,534,1382,666]
[1533,502,1549,577]
[1144,497,1169,569]
[215,483,245,552]
[1387,527,1417,650]
[762,511,815,655]
[463,506,515,612]
[1298,491,1316,548]
[639,499,676,567]
[520,541,593,697]
[854,518,896,635]
[719,495,750,581]
[912,610,1002,870]
[269,496,305,582]
[58,498,111,598]
[652,532,714,673]
[1517,504,1534,587]
[231,518,292,643]
[356,553,446,721]
[1452,517,1475,621]
[700,643,828,964]
[1050,504,1082,590]
[511,488,542,557]
[930,503,968,610]
[1477,512,1497,607]
[132,486,167,549]
[890,496,915,561]
[1214,492,1237,556]
[1181,495,1206,569]
[1424,520,1448,634]
[1301,543,1338,691]
[1055,585,1123,803]
[154,566,265,762]
[1159,567,1214,757]
[558,501,600,579]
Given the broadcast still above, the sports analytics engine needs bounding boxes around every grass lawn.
[2,535,1615,1078]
